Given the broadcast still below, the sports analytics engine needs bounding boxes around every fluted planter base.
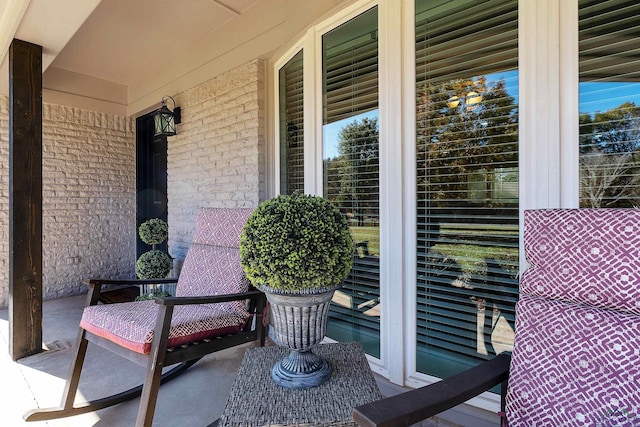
[261,286,337,389]
[271,349,331,389]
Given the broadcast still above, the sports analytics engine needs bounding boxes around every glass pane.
[579,0,640,208]
[415,0,519,380]
[279,50,304,195]
[322,7,380,358]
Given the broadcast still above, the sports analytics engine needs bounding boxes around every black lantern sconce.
[153,95,181,137]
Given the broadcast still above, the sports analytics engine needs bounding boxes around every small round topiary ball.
[136,250,172,279]
[138,218,168,246]
[240,193,354,293]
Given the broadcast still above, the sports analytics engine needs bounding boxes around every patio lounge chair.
[25,208,268,427]
[354,208,640,427]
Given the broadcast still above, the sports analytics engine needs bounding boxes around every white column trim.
[312,23,324,197]
[519,0,562,211]
[559,0,579,208]
[401,0,419,387]
[265,57,276,200]
[303,28,319,196]
[378,0,404,385]
[518,0,563,271]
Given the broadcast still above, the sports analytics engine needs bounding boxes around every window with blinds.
[279,50,304,195]
[322,7,380,358]
[415,0,519,379]
[579,0,640,208]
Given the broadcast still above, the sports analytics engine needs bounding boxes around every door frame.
[135,113,168,257]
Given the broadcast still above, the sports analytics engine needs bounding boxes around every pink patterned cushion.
[521,209,640,315]
[80,208,254,354]
[192,208,253,248]
[80,300,249,354]
[507,209,640,425]
[175,245,249,302]
[176,208,252,303]
[506,295,640,426]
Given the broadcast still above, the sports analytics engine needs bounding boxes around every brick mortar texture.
[167,59,266,263]
[0,96,136,308]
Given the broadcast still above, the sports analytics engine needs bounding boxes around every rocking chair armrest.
[352,353,511,427]
[83,278,179,287]
[81,278,180,306]
[154,290,265,306]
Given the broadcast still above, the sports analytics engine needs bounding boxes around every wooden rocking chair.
[25,208,267,427]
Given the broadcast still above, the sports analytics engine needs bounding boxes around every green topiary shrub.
[138,218,169,247]
[135,290,171,301]
[136,250,172,280]
[239,193,354,293]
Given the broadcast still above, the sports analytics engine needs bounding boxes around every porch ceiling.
[50,0,259,86]
[0,0,102,94]
[0,0,348,114]
[0,0,261,110]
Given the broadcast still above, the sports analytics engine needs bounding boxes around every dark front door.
[136,113,168,257]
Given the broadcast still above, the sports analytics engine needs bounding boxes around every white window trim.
[405,0,579,414]
[518,0,578,273]
[311,0,381,200]
[401,0,418,390]
[303,29,317,196]
[272,41,305,197]
[378,0,405,386]
[559,0,579,209]
[275,0,390,376]
[315,0,390,378]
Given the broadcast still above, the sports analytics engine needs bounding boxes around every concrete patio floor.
[0,295,500,427]
[0,294,249,427]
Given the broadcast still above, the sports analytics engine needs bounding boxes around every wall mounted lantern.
[153,95,181,137]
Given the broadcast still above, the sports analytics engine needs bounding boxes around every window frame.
[271,0,581,415]
[273,40,306,196]
[314,0,391,379]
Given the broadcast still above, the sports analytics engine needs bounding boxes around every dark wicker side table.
[218,342,382,427]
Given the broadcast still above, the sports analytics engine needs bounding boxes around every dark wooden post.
[8,39,43,360]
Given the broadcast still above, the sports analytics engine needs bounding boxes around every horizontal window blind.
[279,50,304,195]
[323,9,378,125]
[322,7,380,358]
[415,0,519,379]
[579,0,640,208]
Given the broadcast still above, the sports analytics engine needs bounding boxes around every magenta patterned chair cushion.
[521,209,640,315]
[506,209,640,426]
[80,208,254,354]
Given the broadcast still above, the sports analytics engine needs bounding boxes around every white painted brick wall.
[0,96,136,308]
[0,58,265,306]
[168,59,266,262]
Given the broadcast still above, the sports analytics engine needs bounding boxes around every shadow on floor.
[0,294,251,427]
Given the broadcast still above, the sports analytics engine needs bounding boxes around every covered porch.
[0,294,247,426]
[0,295,499,426]
[1,0,639,425]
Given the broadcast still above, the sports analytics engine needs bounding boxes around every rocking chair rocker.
[25,208,267,427]
[354,209,640,427]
